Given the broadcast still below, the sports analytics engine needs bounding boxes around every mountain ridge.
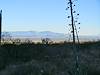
[2,31,100,41]
[2,31,67,38]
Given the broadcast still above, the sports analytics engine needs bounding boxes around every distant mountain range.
[2,31,67,38]
[2,31,100,42]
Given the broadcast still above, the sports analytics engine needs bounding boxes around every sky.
[0,0,100,35]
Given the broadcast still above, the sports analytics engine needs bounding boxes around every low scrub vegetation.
[0,41,100,75]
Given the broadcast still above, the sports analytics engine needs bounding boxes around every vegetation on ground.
[0,41,100,75]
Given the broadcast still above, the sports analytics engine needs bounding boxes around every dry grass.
[0,41,100,75]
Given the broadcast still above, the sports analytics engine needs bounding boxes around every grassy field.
[0,41,100,75]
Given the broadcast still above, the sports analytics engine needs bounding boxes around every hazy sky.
[0,0,100,35]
